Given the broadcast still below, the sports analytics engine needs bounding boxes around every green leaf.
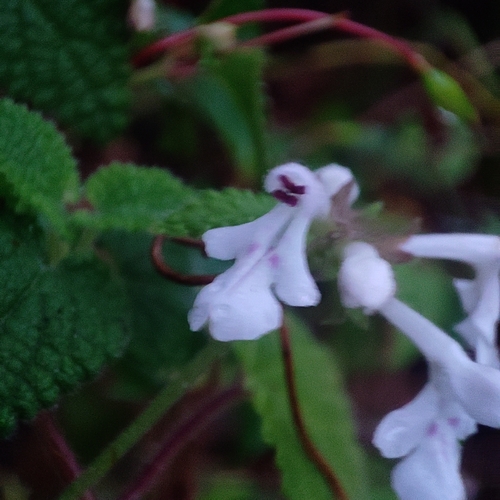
[0,213,129,436]
[99,231,207,390]
[199,0,265,23]
[420,67,478,123]
[72,162,192,233]
[0,0,131,141]
[0,98,79,235]
[234,315,368,500]
[178,49,269,179]
[163,187,275,237]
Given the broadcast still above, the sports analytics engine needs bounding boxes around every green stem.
[58,341,226,500]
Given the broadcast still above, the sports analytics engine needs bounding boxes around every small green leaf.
[72,162,193,233]
[0,98,79,235]
[178,49,269,179]
[420,67,478,123]
[0,0,131,141]
[234,315,368,500]
[163,187,275,237]
[0,213,129,436]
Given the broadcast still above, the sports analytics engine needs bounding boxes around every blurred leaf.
[199,474,266,500]
[390,259,469,368]
[0,0,131,141]
[234,314,368,500]
[99,231,207,390]
[0,98,79,236]
[154,4,195,34]
[199,0,264,23]
[73,163,193,233]
[178,49,269,179]
[421,67,478,123]
[163,187,275,237]
[0,212,129,436]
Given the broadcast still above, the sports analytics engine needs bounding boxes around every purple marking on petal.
[269,253,280,268]
[246,242,260,255]
[427,422,438,436]
[279,175,306,195]
[447,417,459,428]
[272,189,298,206]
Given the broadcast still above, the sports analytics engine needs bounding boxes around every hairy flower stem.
[151,235,216,286]
[119,383,245,500]
[133,8,426,72]
[37,412,96,500]
[279,323,349,500]
[58,342,227,500]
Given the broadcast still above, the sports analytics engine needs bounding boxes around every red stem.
[279,322,349,500]
[133,7,427,72]
[38,411,96,500]
[151,235,216,286]
[118,384,244,500]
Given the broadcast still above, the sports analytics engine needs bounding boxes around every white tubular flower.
[391,419,466,500]
[374,376,476,500]
[338,242,396,314]
[400,234,500,365]
[339,238,500,499]
[380,298,500,428]
[188,162,358,341]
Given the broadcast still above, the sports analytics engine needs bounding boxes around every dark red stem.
[38,411,96,500]
[151,235,216,286]
[133,8,426,72]
[118,384,244,500]
[279,323,349,500]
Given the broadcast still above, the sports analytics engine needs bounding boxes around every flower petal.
[445,356,500,427]
[273,214,320,306]
[202,204,290,260]
[401,234,500,266]
[391,421,466,500]
[315,163,359,203]
[264,162,330,218]
[189,257,282,341]
[373,384,438,458]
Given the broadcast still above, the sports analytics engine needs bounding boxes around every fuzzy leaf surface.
[0,0,130,141]
[163,187,275,237]
[0,99,79,234]
[72,163,192,233]
[234,315,368,500]
[0,214,129,436]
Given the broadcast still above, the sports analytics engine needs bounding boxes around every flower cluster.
[188,162,357,341]
[188,162,500,499]
[339,233,500,499]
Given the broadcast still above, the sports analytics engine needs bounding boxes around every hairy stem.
[279,322,349,500]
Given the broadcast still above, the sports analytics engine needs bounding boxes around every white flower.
[338,241,500,499]
[374,377,476,500]
[338,242,396,314]
[401,234,500,365]
[188,162,358,341]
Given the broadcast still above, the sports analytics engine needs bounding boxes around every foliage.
[234,315,369,500]
[0,0,131,141]
[0,0,498,499]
